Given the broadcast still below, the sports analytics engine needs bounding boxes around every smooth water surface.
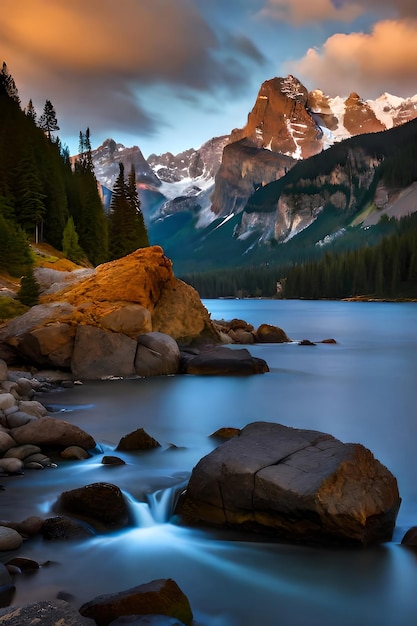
[2,300,417,625]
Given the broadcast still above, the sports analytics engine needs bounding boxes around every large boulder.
[180,346,269,376]
[135,332,180,377]
[176,421,400,546]
[0,247,221,376]
[79,578,193,626]
[71,325,137,379]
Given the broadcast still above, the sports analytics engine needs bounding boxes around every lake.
[2,299,417,625]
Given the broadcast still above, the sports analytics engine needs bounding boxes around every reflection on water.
[2,300,417,625]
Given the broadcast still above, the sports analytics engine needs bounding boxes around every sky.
[2,0,417,158]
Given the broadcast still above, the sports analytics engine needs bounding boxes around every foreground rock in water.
[176,421,400,546]
[0,599,96,625]
[79,578,193,626]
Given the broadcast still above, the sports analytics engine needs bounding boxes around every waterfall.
[127,482,186,528]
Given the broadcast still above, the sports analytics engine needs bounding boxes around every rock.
[102,455,126,466]
[15,322,76,369]
[298,339,316,346]
[41,516,96,540]
[0,458,23,475]
[34,266,95,294]
[0,527,23,551]
[11,416,96,450]
[5,556,40,572]
[12,377,34,399]
[180,346,269,376]
[100,304,152,339]
[0,432,17,455]
[17,400,48,418]
[3,444,42,460]
[55,482,130,531]
[71,325,137,379]
[176,421,400,546]
[0,394,16,411]
[4,411,37,428]
[60,445,90,460]
[23,452,55,468]
[255,324,291,343]
[401,526,417,547]
[116,429,161,452]
[151,277,219,346]
[320,338,337,344]
[0,599,96,625]
[1,516,44,537]
[135,332,180,377]
[0,247,222,372]
[209,427,241,440]
[79,578,193,626]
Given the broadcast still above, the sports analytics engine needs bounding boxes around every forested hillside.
[0,63,148,280]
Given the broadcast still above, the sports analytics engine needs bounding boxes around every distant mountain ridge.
[90,75,417,273]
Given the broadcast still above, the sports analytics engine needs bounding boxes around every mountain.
[91,75,417,274]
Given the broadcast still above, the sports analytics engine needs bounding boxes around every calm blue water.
[2,299,417,626]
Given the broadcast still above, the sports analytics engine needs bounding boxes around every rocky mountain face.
[90,75,417,273]
[211,75,417,223]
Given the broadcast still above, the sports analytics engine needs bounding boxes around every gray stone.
[71,325,137,379]
[0,431,16,455]
[0,394,16,411]
[0,458,24,474]
[0,599,96,625]
[3,444,42,460]
[11,416,96,450]
[135,332,180,377]
[177,421,400,546]
[18,400,48,417]
[0,527,23,551]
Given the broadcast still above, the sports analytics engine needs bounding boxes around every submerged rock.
[176,421,400,546]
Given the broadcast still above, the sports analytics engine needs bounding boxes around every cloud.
[0,0,265,144]
[258,0,365,24]
[287,18,417,98]
[258,0,417,24]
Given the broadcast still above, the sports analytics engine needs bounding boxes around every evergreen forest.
[0,63,149,279]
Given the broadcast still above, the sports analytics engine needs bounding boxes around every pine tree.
[108,162,129,260]
[126,164,149,248]
[62,216,85,263]
[25,99,37,123]
[0,215,32,276]
[72,129,108,265]
[0,62,20,104]
[38,99,60,140]
[17,265,40,307]
[13,145,46,242]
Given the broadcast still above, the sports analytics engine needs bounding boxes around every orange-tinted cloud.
[287,19,417,98]
[0,0,265,145]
